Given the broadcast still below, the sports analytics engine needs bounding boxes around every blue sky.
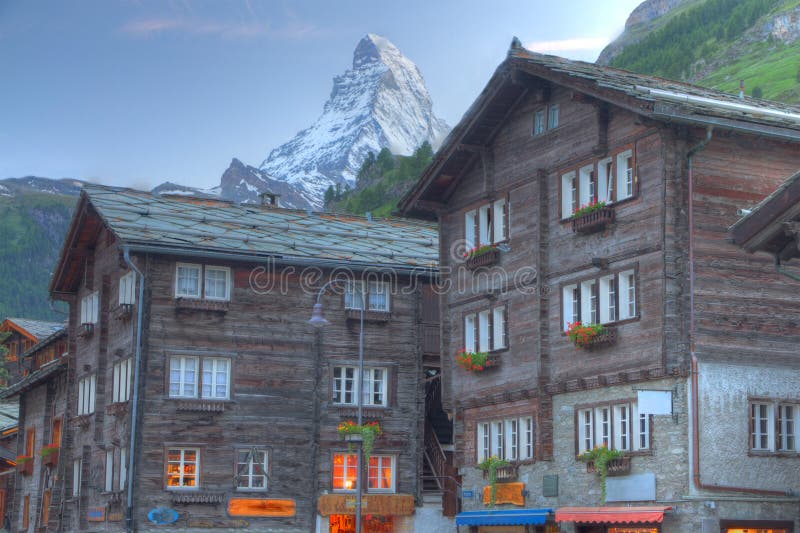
[0,0,642,190]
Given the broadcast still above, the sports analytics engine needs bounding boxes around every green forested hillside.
[324,143,433,217]
[608,0,800,103]
[0,193,75,320]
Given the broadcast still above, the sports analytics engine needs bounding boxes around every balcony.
[465,248,500,270]
[571,206,615,234]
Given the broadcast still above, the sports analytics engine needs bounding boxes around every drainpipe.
[122,247,146,531]
[687,128,787,497]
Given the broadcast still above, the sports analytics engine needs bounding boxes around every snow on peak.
[259,33,449,207]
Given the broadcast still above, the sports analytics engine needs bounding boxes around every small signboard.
[542,474,559,497]
[87,507,106,522]
[637,390,672,415]
[606,472,656,502]
[107,511,124,522]
[461,489,474,499]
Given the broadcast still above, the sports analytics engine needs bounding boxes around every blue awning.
[455,508,553,526]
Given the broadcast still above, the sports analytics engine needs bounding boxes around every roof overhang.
[731,170,800,260]
[49,191,105,296]
[455,508,553,526]
[0,319,37,342]
[555,506,672,524]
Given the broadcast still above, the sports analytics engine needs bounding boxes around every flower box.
[112,303,134,320]
[106,402,129,417]
[465,247,500,270]
[586,456,630,476]
[566,323,617,349]
[77,323,94,338]
[483,463,518,482]
[16,457,32,476]
[582,327,617,349]
[571,205,615,234]
[41,448,59,467]
[455,350,497,372]
[344,309,390,322]
[174,298,229,313]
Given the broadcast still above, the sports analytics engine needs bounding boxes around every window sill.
[172,399,228,412]
[169,491,225,505]
[106,402,129,417]
[77,323,95,338]
[571,206,615,234]
[336,406,390,418]
[112,303,134,321]
[344,309,390,322]
[464,248,500,270]
[235,488,269,493]
[174,298,229,313]
[748,450,800,458]
[585,456,630,476]
[72,414,94,428]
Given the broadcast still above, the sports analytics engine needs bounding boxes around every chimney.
[260,191,280,208]
[739,79,745,99]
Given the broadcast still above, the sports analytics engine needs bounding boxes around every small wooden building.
[43,186,440,532]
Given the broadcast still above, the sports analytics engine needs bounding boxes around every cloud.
[524,37,611,53]
[119,16,318,40]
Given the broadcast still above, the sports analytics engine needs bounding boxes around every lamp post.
[310,280,364,533]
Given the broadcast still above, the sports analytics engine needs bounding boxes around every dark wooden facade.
[401,42,800,530]
[43,190,439,532]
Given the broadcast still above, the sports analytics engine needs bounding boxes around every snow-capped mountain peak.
[259,34,449,206]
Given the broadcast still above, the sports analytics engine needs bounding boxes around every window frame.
[331,452,358,492]
[367,454,396,493]
[475,416,535,463]
[331,365,389,407]
[463,197,510,250]
[343,280,392,312]
[77,374,96,416]
[748,398,800,455]
[119,271,136,306]
[235,447,269,492]
[561,266,639,331]
[168,355,231,401]
[80,290,99,325]
[575,399,651,456]
[559,145,637,220]
[532,104,559,136]
[463,303,509,353]
[174,263,231,301]
[111,358,133,404]
[165,447,201,490]
[72,458,82,497]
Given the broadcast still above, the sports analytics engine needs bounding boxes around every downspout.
[123,247,146,531]
[687,128,786,497]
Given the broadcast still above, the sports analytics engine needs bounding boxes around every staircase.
[422,375,460,517]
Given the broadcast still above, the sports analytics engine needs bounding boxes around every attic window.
[533,104,559,136]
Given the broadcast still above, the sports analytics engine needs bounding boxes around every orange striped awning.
[555,506,672,524]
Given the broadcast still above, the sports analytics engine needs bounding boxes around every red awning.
[556,506,672,524]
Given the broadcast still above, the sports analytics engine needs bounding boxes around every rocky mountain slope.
[258,34,448,206]
[599,0,800,103]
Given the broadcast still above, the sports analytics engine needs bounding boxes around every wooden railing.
[424,420,446,491]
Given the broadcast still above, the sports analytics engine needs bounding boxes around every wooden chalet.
[42,186,441,533]
[0,318,63,385]
[400,39,800,533]
[0,327,68,533]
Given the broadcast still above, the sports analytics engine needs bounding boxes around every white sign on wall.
[637,390,673,415]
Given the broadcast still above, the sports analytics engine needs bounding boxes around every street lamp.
[310,279,364,533]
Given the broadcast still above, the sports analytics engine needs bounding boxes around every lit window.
[169,356,230,400]
[332,366,387,407]
[368,455,395,492]
[332,453,358,491]
[236,448,268,491]
[166,448,199,489]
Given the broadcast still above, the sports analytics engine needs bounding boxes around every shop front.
[454,508,555,533]
[719,519,794,533]
[555,506,672,533]
[317,493,415,533]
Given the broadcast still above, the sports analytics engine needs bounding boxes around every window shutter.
[493,199,506,243]
[478,205,490,246]
[389,366,398,407]
[492,306,506,350]
[464,315,476,352]
[464,210,476,250]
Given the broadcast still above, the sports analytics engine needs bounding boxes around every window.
[464,199,508,249]
[548,104,559,130]
[72,459,82,497]
[236,448,268,491]
[562,269,637,330]
[368,455,395,492]
[476,416,534,462]
[105,450,114,492]
[112,359,133,403]
[560,148,636,219]
[169,356,230,400]
[576,402,649,455]
[750,401,800,453]
[332,453,358,491]
[166,448,199,489]
[464,305,508,352]
[344,281,391,312]
[77,374,96,415]
[533,105,558,136]
[80,291,99,325]
[175,263,230,301]
[533,109,545,135]
[119,271,136,306]
[332,366,387,407]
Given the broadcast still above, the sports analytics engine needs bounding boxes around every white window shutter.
[464,315,476,352]
[562,285,576,330]
[464,210,476,250]
[599,276,612,323]
[579,165,592,206]
[492,307,506,350]
[561,173,574,219]
[478,311,490,352]
[478,205,490,245]
[493,199,506,243]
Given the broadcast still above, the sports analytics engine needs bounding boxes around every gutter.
[122,247,146,532]
[124,243,438,277]
[687,128,788,497]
